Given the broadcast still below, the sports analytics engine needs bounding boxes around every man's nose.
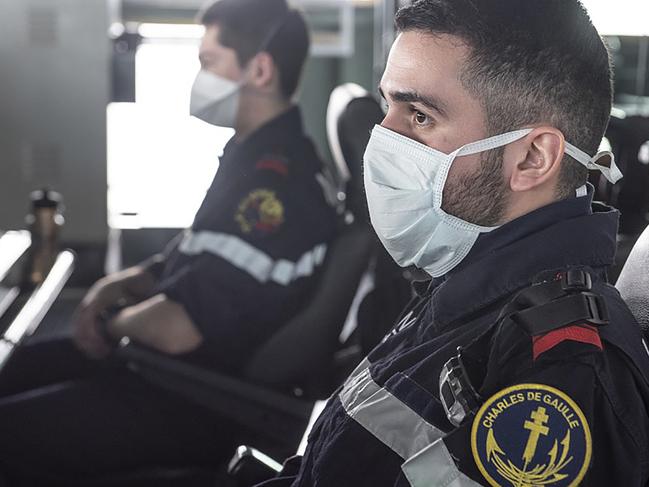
[380,111,411,139]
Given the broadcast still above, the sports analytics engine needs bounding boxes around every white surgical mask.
[190,70,241,128]
[363,125,622,277]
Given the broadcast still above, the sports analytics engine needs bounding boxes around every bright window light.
[107,39,233,229]
[639,141,649,165]
[138,23,205,40]
[581,0,649,36]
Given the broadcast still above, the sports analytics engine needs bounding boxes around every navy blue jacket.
[153,107,337,373]
[262,189,649,486]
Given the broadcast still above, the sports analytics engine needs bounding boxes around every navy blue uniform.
[0,106,336,483]
[155,106,336,372]
[261,188,649,486]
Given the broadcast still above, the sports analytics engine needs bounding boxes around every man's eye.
[415,111,429,125]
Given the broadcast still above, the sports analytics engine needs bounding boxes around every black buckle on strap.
[583,292,609,326]
[561,269,592,292]
[439,348,482,428]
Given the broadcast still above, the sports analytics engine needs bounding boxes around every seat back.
[606,115,649,235]
[595,114,649,281]
[243,84,385,390]
[616,225,649,341]
[243,226,373,388]
[326,83,385,220]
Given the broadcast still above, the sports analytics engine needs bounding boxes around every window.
[581,0,649,36]
[107,27,234,229]
[581,1,649,103]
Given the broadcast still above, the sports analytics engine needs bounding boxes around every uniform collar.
[221,105,303,165]
[430,186,619,330]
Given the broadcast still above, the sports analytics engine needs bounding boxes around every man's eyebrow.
[381,87,449,118]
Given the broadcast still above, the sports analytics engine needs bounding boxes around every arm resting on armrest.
[107,294,204,355]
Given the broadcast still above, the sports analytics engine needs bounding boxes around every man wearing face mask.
[73,0,337,370]
[256,1,649,486]
[0,0,337,482]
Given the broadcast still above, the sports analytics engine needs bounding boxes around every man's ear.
[248,52,277,91]
[507,127,565,193]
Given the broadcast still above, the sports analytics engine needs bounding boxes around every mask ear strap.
[455,129,534,157]
[564,143,623,184]
[244,11,292,87]
[257,11,292,54]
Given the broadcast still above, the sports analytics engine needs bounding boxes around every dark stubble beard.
[441,148,509,227]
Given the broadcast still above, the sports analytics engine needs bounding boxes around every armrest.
[227,445,283,484]
[0,231,32,322]
[0,250,75,370]
[228,400,326,484]
[114,343,312,447]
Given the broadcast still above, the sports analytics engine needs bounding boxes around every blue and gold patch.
[235,189,285,236]
[471,384,591,487]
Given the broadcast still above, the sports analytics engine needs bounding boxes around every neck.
[502,184,561,225]
[235,94,292,141]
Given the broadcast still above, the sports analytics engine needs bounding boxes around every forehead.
[381,31,472,107]
[200,24,227,55]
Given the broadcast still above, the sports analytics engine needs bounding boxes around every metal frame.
[0,250,75,370]
[120,0,357,57]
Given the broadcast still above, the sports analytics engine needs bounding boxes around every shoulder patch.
[235,189,285,236]
[471,383,591,487]
[255,155,289,176]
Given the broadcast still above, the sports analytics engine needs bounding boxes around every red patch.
[256,159,288,176]
[254,221,276,232]
[532,324,603,361]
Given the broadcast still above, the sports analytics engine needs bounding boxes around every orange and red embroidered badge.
[235,189,285,236]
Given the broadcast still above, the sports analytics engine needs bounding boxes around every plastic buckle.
[439,348,481,428]
[561,269,592,292]
[583,292,609,326]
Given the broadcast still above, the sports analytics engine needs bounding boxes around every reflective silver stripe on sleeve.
[339,362,445,460]
[347,357,371,382]
[401,439,483,487]
[178,230,327,286]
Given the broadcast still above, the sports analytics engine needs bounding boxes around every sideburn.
[441,147,509,227]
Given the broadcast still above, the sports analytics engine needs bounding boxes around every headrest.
[326,83,373,185]
[616,225,649,339]
[326,83,384,217]
[609,115,649,235]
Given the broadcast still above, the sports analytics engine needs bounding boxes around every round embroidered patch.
[471,383,591,487]
[235,189,284,235]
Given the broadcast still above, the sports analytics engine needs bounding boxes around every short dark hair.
[200,0,310,99]
[396,0,613,198]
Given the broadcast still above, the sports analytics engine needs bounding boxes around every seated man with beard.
[257,1,649,486]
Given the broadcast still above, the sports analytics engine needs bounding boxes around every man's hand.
[73,266,156,358]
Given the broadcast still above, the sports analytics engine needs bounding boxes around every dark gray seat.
[616,225,649,341]
[600,114,649,281]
